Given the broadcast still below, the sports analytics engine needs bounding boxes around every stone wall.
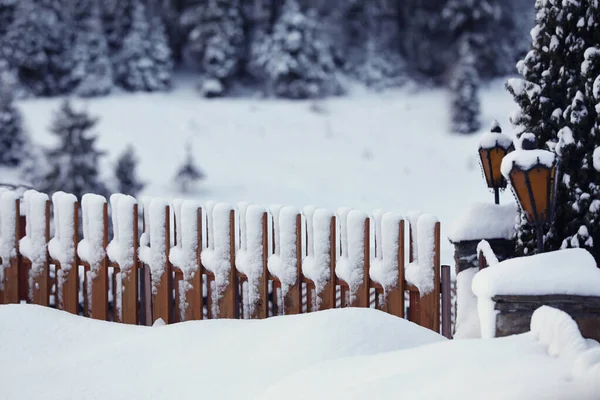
[493,294,600,342]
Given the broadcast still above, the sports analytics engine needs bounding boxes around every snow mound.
[258,322,598,400]
[472,248,600,298]
[448,202,518,243]
[0,305,444,400]
[530,306,587,358]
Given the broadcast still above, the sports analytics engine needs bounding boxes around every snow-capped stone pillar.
[472,249,600,341]
[448,202,518,338]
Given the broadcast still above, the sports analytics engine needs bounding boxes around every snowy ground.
[16,77,517,265]
[0,304,598,399]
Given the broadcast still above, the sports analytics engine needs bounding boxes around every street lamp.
[478,120,515,204]
[501,149,559,253]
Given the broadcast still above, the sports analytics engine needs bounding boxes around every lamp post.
[501,149,559,253]
[478,121,514,204]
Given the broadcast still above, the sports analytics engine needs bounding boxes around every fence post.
[91,202,109,320]
[385,219,405,318]
[31,200,50,306]
[283,213,302,314]
[218,210,238,318]
[418,221,441,332]
[119,203,139,324]
[318,216,336,310]
[153,205,171,324]
[441,264,452,339]
[350,217,370,308]
[252,211,268,319]
[59,201,79,314]
[2,197,20,304]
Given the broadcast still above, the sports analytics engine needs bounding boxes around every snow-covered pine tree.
[1,0,76,96]
[72,0,113,97]
[101,0,134,57]
[174,143,204,194]
[249,0,340,99]
[114,145,144,196]
[0,60,26,167]
[114,0,173,92]
[182,0,245,97]
[507,0,600,262]
[0,0,17,37]
[449,40,481,134]
[41,100,108,199]
[342,0,406,90]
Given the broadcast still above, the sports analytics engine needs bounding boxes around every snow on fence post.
[0,191,20,304]
[302,209,336,311]
[107,194,139,324]
[201,203,238,319]
[77,194,109,321]
[369,212,405,318]
[335,210,369,308]
[235,204,268,319]
[48,192,78,314]
[169,200,203,321]
[268,207,302,315]
[19,190,50,306]
[139,198,171,324]
[405,214,441,332]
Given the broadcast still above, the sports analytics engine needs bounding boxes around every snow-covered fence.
[0,191,450,335]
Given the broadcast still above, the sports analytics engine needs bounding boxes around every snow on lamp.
[478,120,514,204]
[501,149,558,253]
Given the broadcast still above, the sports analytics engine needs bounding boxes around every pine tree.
[249,0,340,99]
[1,0,77,96]
[72,0,114,97]
[174,143,204,194]
[342,1,406,90]
[101,0,134,56]
[0,60,26,167]
[449,40,481,134]
[41,100,108,199]
[182,0,245,97]
[507,0,600,263]
[114,145,144,196]
[0,0,17,37]
[114,1,172,92]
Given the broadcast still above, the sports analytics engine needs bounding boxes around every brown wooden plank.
[317,216,336,310]
[250,211,268,319]
[120,203,139,324]
[2,198,20,304]
[418,221,441,332]
[282,213,302,315]
[58,201,79,314]
[183,206,203,321]
[152,205,171,324]
[218,210,238,319]
[385,219,405,318]
[350,217,370,308]
[91,202,109,321]
[31,200,50,306]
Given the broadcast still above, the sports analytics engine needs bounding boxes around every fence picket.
[153,204,171,324]
[1,196,20,304]
[417,222,441,332]
[60,201,79,314]
[385,219,405,318]
[30,199,50,307]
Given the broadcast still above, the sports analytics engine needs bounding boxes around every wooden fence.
[0,190,453,338]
